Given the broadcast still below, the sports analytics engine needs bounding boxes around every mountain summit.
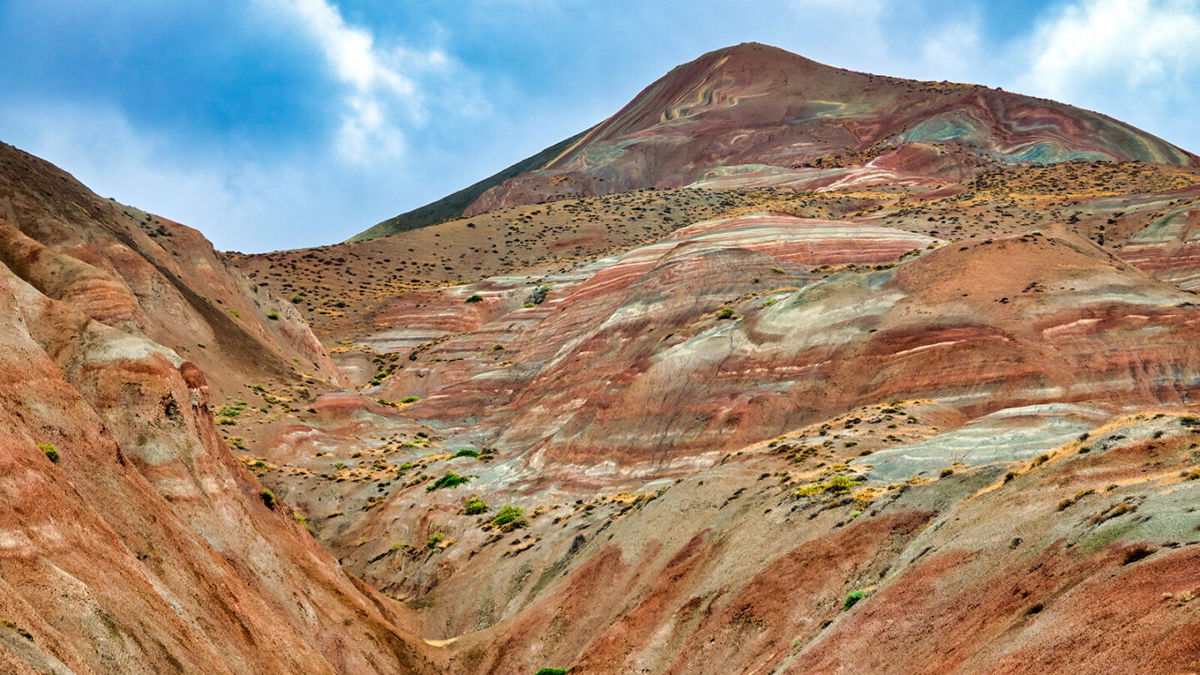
[354,42,1196,241]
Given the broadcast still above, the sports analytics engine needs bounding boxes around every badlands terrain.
[2,42,1200,673]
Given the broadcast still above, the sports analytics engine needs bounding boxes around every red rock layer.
[0,144,436,672]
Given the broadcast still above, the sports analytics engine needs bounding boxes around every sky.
[1,0,1198,253]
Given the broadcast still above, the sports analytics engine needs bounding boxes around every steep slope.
[0,143,437,672]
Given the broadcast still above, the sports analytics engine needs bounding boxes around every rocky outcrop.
[0,144,434,672]
[0,143,341,395]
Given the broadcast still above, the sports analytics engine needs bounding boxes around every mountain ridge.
[351,41,1195,242]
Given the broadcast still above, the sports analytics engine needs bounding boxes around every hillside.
[224,45,1200,674]
[5,41,1200,674]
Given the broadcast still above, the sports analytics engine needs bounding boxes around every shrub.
[1122,544,1157,565]
[716,307,736,320]
[795,473,862,497]
[38,442,59,463]
[463,498,489,515]
[527,285,552,305]
[401,396,420,404]
[826,474,858,493]
[260,489,277,509]
[491,505,526,529]
[535,669,569,675]
[426,471,471,491]
[227,308,240,318]
[465,294,483,303]
[453,448,480,459]
[290,294,303,304]
[266,312,280,320]
[426,534,445,549]
[843,589,866,610]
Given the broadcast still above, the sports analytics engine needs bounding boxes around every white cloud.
[916,16,984,83]
[255,0,468,163]
[1023,0,1200,99]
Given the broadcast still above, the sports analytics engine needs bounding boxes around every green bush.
[843,589,866,610]
[38,442,59,463]
[465,294,483,303]
[401,396,420,404]
[527,285,552,305]
[716,307,736,320]
[491,505,526,529]
[535,669,569,675]
[260,489,277,509]
[266,312,280,320]
[426,471,471,491]
[453,448,480,459]
[426,534,445,549]
[463,498,489,515]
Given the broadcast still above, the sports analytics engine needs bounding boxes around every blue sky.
[1,0,1197,252]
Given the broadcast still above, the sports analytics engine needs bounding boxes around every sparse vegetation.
[490,505,527,529]
[1122,544,1157,565]
[796,473,861,497]
[463,498,489,515]
[716,307,736,320]
[426,471,471,491]
[266,312,280,320]
[260,489,277,510]
[527,285,552,305]
[465,294,483,303]
[38,442,59,463]
[0,619,33,642]
[452,448,480,459]
[843,589,867,610]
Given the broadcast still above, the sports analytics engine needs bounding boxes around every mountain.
[7,41,1200,674]
[226,44,1200,674]
[350,42,1196,241]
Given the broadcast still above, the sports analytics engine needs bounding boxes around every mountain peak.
[357,43,1197,239]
